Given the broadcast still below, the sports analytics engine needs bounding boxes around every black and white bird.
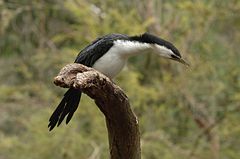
[48,32,189,131]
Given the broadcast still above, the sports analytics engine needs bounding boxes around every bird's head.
[131,33,189,66]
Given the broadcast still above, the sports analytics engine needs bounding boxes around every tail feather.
[48,88,82,131]
[56,97,73,127]
[66,92,81,124]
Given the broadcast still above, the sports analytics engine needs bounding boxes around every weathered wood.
[54,63,141,159]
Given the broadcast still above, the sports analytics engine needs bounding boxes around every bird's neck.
[113,40,152,59]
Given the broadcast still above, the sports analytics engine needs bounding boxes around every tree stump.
[54,63,141,159]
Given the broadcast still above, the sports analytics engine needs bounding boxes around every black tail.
[48,88,82,131]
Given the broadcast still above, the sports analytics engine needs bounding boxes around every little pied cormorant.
[48,32,189,131]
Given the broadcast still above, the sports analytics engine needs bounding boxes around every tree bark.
[54,63,141,159]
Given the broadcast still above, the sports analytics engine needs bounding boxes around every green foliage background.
[0,0,239,159]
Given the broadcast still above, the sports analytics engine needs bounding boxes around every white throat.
[152,44,174,58]
[113,40,174,59]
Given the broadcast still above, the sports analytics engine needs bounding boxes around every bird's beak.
[178,58,190,66]
[171,57,190,67]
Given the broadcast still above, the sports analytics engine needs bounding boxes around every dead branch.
[54,63,141,159]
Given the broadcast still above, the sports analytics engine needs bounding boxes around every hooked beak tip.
[178,58,190,67]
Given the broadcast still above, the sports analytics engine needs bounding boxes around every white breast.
[93,40,151,78]
[92,50,126,78]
